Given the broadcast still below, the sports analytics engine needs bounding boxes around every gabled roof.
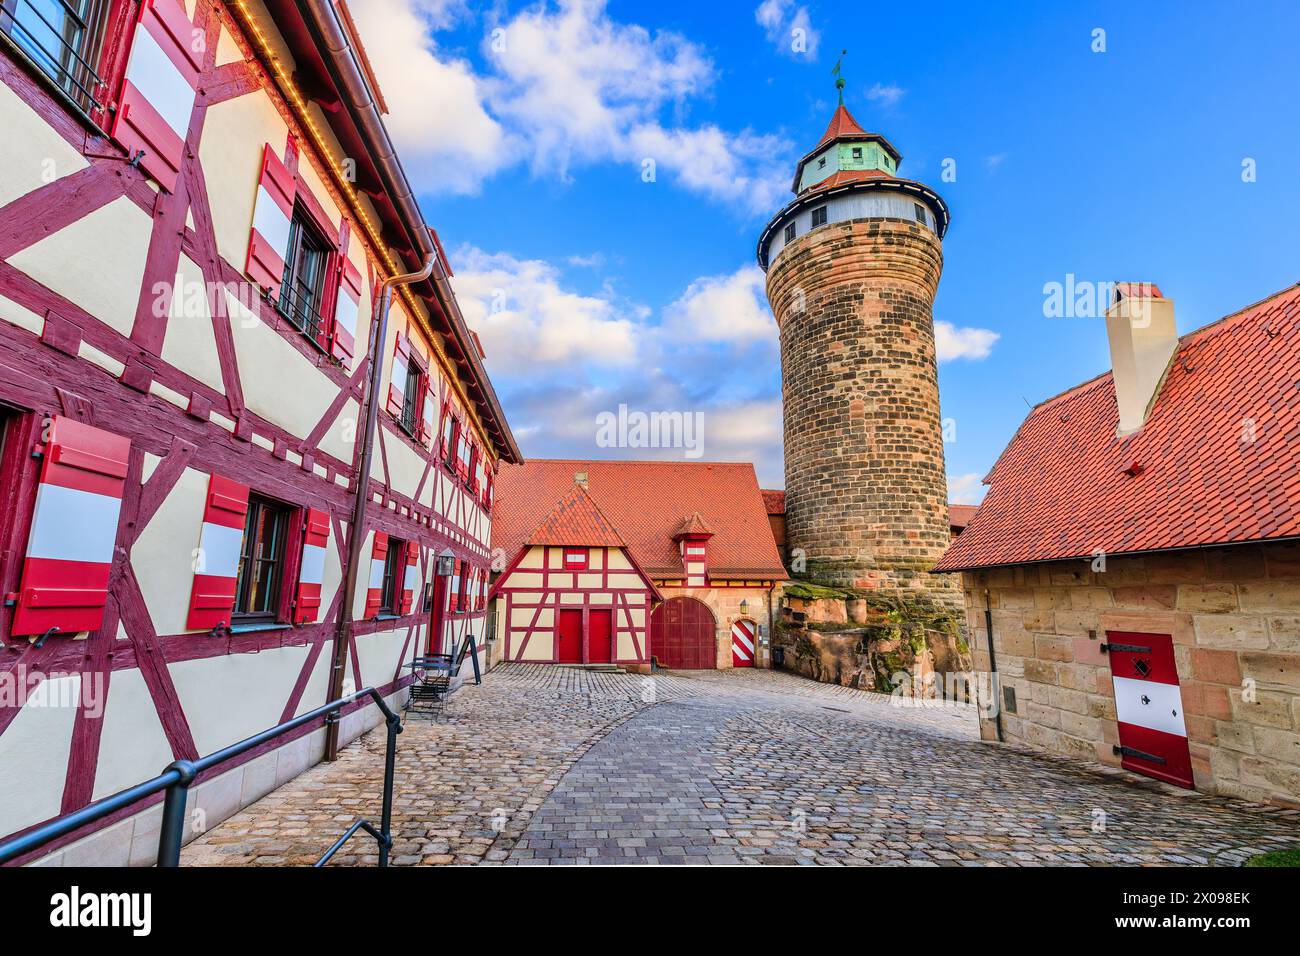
[525,484,624,548]
[760,489,786,515]
[493,460,787,578]
[937,283,1300,571]
[672,512,714,539]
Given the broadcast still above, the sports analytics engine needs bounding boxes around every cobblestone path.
[184,665,1300,866]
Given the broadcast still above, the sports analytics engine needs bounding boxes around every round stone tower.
[757,99,957,603]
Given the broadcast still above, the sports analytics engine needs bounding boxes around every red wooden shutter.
[331,258,362,369]
[293,507,330,624]
[439,403,455,462]
[10,418,130,636]
[398,540,418,614]
[483,470,494,510]
[186,475,250,630]
[245,144,296,296]
[386,334,411,418]
[364,531,388,618]
[417,377,436,445]
[109,0,201,192]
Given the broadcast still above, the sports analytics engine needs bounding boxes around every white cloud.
[450,246,640,372]
[348,0,793,212]
[663,265,775,344]
[754,0,820,58]
[348,0,507,195]
[625,124,790,215]
[864,82,905,108]
[947,472,987,505]
[936,321,999,361]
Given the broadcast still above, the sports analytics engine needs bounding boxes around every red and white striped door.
[731,619,757,667]
[1105,631,1193,789]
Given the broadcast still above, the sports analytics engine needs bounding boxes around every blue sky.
[351,0,1300,498]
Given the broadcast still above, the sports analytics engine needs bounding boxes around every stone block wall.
[765,217,957,605]
[962,543,1300,807]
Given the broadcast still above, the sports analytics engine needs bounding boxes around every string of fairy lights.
[227,0,495,454]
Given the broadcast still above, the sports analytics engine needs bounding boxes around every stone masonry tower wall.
[767,216,958,602]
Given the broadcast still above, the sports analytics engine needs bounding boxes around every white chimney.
[574,471,588,489]
[1105,282,1179,436]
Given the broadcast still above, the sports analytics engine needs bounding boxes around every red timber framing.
[0,0,510,862]
[490,546,661,665]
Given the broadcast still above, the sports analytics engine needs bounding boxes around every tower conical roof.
[816,103,867,149]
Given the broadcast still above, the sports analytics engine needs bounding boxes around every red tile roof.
[937,283,1300,571]
[760,489,786,515]
[948,504,978,530]
[672,512,714,538]
[817,104,867,148]
[493,460,787,578]
[525,484,624,548]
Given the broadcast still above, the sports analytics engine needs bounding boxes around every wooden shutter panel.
[293,507,330,624]
[386,334,411,417]
[398,541,418,614]
[364,531,388,618]
[331,258,362,369]
[418,378,437,445]
[10,418,130,637]
[245,144,296,296]
[186,474,250,630]
[109,0,201,192]
[439,403,455,462]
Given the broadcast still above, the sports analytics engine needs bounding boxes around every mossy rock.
[1244,847,1300,867]
[783,581,852,602]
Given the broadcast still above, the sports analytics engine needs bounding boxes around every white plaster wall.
[356,627,409,691]
[318,397,360,464]
[293,647,334,718]
[0,293,46,336]
[198,92,289,269]
[133,465,207,635]
[226,292,343,441]
[168,645,312,756]
[91,668,175,800]
[160,253,226,394]
[7,197,152,336]
[379,428,427,499]
[0,676,79,837]
[0,80,87,207]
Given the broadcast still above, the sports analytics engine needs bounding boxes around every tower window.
[851,147,863,160]
[914,203,928,226]
[818,156,826,168]
[811,206,827,228]
[784,222,796,243]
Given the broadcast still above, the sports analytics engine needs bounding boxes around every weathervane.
[831,49,847,103]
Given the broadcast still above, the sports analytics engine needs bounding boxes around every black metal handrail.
[0,686,403,867]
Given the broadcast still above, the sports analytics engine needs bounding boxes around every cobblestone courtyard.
[184,665,1300,866]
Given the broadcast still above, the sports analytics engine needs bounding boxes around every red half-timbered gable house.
[490,461,787,671]
[0,0,518,864]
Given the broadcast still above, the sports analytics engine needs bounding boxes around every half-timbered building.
[489,461,786,671]
[0,0,518,864]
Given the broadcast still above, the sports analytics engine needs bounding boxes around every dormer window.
[784,222,796,243]
[811,206,827,228]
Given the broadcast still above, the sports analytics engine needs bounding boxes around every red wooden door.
[731,619,756,667]
[588,609,613,664]
[650,597,716,669]
[1104,631,1193,789]
[557,609,583,663]
[426,573,447,655]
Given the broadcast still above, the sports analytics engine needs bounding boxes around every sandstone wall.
[963,543,1300,807]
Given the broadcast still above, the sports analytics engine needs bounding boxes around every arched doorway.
[650,597,717,669]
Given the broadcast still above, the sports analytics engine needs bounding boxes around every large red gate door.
[650,597,716,669]
[1105,631,1193,789]
[731,620,756,667]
